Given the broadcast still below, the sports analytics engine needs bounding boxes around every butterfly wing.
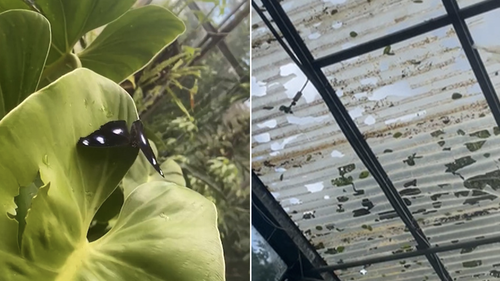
[78,120,131,147]
[131,120,164,177]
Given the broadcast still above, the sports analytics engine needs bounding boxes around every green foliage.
[0,0,185,87]
[145,62,250,280]
[0,9,50,119]
[79,5,185,83]
[0,5,224,281]
[0,69,224,281]
[134,45,205,116]
[114,1,250,280]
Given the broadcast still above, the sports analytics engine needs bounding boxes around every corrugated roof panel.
[278,0,446,59]
[457,0,486,8]
[468,9,500,78]
[252,0,488,60]
[251,0,443,58]
[320,21,500,247]
[251,0,500,278]
[336,254,438,281]
[253,85,419,265]
[438,242,500,280]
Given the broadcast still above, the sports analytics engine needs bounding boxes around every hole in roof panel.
[322,24,500,248]
[438,242,500,280]
[275,0,446,59]
[467,8,500,98]
[335,254,436,281]
[251,63,417,265]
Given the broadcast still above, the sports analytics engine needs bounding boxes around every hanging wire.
[298,78,309,94]
[279,79,309,114]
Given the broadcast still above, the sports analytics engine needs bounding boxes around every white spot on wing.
[112,128,123,135]
[82,140,89,145]
[96,137,105,144]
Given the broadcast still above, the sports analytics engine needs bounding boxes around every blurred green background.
[96,0,250,280]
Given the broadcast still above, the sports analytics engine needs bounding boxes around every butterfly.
[77,120,164,177]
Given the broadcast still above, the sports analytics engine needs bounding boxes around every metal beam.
[257,0,453,279]
[219,0,248,27]
[310,234,500,272]
[187,1,248,77]
[313,0,500,68]
[192,1,250,67]
[252,173,339,281]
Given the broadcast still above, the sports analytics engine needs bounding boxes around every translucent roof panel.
[457,0,488,8]
[252,57,417,265]
[335,254,437,281]
[439,242,500,280]
[321,23,500,251]
[251,227,287,281]
[252,0,447,59]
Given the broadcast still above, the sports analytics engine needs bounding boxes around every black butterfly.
[77,120,164,177]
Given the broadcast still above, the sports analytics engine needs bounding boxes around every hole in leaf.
[15,171,44,247]
[87,186,124,242]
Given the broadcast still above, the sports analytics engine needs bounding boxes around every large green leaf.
[35,0,136,65]
[123,141,186,197]
[0,68,224,280]
[83,181,225,281]
[38,52,82,89]
[0,68,138,280]
[0,0,31,12]
[79,5,185,83]
[0,9,50,119]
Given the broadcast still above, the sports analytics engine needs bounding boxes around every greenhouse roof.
[251,0,500,280]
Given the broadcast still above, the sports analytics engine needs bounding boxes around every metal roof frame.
[251,0,500,280]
